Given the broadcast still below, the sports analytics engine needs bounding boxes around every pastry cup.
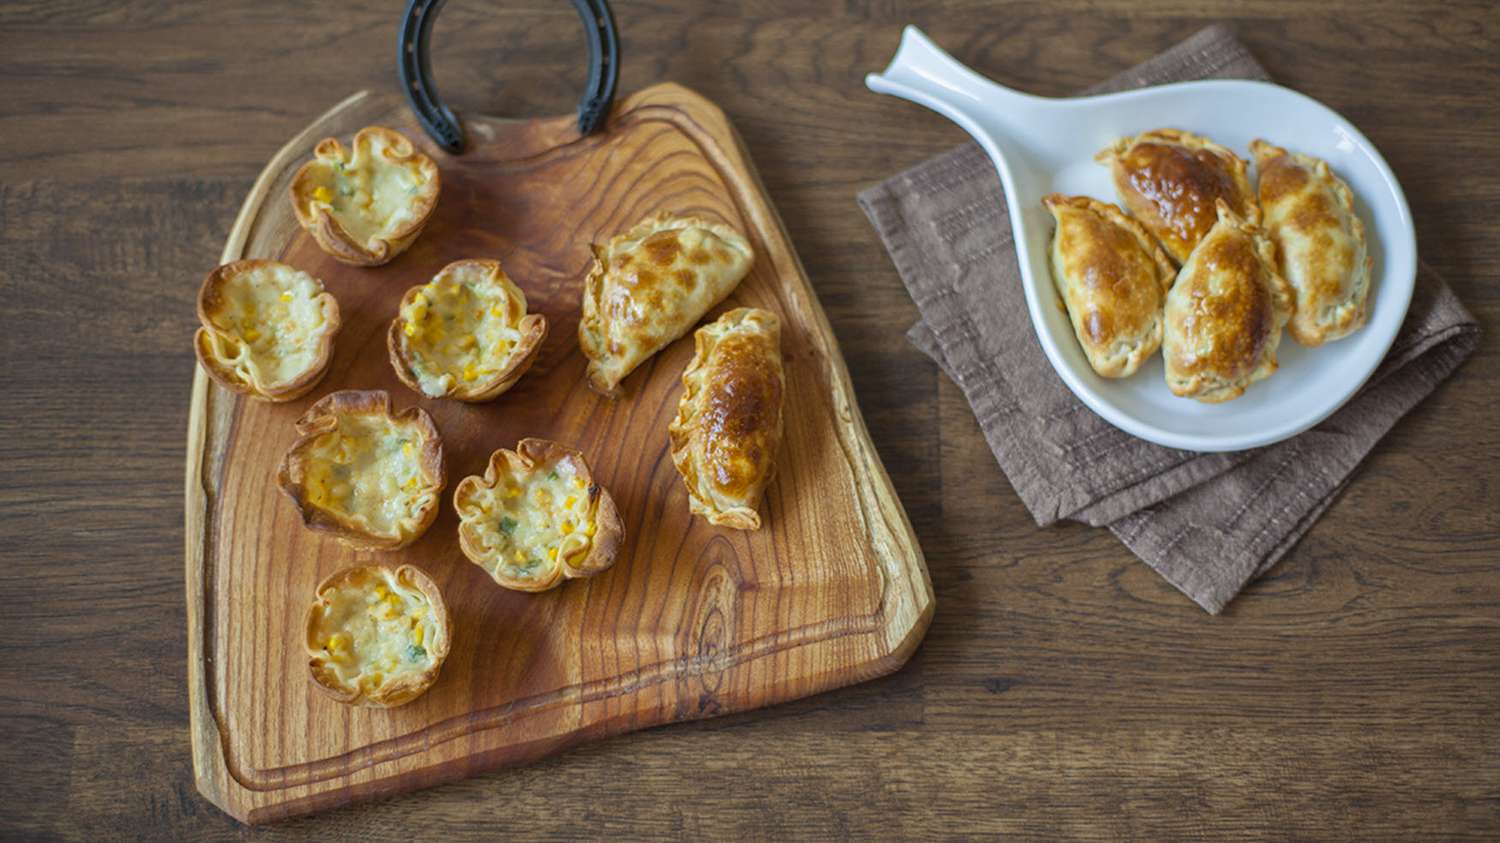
[193,259,340,402]
[453,438,623,592]
[276,390,445,550]
[304,563,451,708]
[289,126,440,266]
[387,258,547,402]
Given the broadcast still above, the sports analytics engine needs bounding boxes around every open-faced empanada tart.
[1251,139,1373,346]
[1042,195,1176,378]
[289,126,440,266]
[453,438,623,592]
[1096,128,1258,265]
[668,307,784,530]
[387,258,547,401]
[193,260,340,402]
[579,212,756,396]
[1162,201,1294,403]
[304,563,451,708]
[277,390,445,550]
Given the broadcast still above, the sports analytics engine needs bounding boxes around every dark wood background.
[2,0,1496,838]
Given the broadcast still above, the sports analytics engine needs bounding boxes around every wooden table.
[3,1,1496,837]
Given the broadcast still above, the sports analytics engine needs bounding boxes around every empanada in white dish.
[1096,128,1258,265]
[1042,194,1176,378]
[668,307,784,530]
[193,259,340,402]
[1251,139,1373,346]
[579,212,755,396]
[1162,201,1294,403]
[289,126,440,266]
[387,258,547,402]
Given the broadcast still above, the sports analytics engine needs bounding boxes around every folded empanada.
[1163,201,1294,403]
[579,212,755,396]
[1251,139,1373,346]
[289,126,440,266]
[668,308,783,530]
[1096,129,1258,265]
[1042,194,1176,378]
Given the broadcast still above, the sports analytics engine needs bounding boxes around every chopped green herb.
[547,470,559,480]
[408,644,427,660]
[499,516,517,535]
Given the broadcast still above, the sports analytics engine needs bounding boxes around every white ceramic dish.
[866,27,1416,452]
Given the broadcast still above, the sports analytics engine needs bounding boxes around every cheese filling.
[397,263,527,397]
[309,569,439,689]
[460,456,596,582]
[305,133,431,248]
[206,265,328,388]
[302,415,435,537]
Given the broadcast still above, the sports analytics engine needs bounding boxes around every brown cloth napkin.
[858,25,1480,613]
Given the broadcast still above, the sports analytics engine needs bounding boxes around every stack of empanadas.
[1044,128,1374,402]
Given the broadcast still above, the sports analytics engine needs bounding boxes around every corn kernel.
[513,549,525,562]
[489,305,504,318]
[506,486,521,498]
[463,363,477,382]
[402,442,413,457]
[574,478,586,490]
[561,521,574,535]
[279,290,294,303]
[548,547,558,561]
[414,625,424,646]
[374,584,389,599]
[460,334,476,350]
[405,476,417,490]
[403,322,417,338]
[564,496,576,509]
[313,185,333,203]
[243,327,261,342]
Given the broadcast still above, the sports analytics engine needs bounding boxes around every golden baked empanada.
[289,126,440,266]
[1096,129,1258,265]
[304,564,451,708]
[668,308,784,530]
[1042,194,1176,378]
[387,258,547,401]
[453,438,623,592]
[276,390,445,550]
[1163,201,1294,403]
[1251,139,1373,346]
[193,260,340,401]
[579,212,755,396]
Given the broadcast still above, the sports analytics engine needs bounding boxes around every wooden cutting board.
[184,83,933,825]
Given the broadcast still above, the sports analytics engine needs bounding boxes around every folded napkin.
[858,25,1480,613]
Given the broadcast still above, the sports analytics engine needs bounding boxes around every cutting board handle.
[397,0,620,153]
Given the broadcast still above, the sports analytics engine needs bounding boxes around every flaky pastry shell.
[387,258,548,402]
[668,307,785,530]
[289,126,440,266]
[453,438,623,593]
[304,563,451,708]
[276,390,445,550]
[193,259,340,402]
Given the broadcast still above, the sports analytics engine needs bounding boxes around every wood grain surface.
[186,84,930,824]
[2,0,1498,838]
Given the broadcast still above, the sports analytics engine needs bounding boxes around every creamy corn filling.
[303,415,433,537]
[306,135,430,247]
[207,266,328,387]
[397,265,527,397]
[461,457,596,582]
[310,569,439,690]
